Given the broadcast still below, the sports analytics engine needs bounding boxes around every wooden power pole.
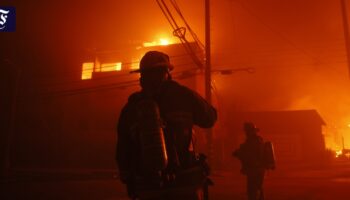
[205,0,213,161]
[340,0,350,77]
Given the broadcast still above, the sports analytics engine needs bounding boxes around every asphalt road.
[1,163,350,200]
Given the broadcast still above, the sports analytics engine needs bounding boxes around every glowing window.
[81,62,94,80]
[101,62,122,72]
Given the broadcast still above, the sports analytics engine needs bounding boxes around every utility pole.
[205,2,211,103]
[340,0,350,77]
[205,0,213,162]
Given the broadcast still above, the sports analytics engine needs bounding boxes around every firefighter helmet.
[243,122,260,133]
[130,51,174,73]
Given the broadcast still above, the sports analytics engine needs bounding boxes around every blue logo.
[0,7,16,32]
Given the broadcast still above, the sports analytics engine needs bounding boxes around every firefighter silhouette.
[116,51,217,200]
[233,122,275,200]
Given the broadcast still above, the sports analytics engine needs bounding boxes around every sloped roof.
[231,110,326,134]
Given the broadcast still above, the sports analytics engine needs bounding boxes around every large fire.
[142,38,179,47]
[143,38,173,47]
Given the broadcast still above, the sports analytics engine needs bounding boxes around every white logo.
[0,9,10,30]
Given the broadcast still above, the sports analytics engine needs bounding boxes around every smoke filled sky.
[2,0,350,149]
[210,0,350,149]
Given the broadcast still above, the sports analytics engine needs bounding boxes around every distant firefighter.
[232,122,275,200]
[116,51,217,200]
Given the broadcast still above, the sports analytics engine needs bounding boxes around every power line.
[33,61,201,88]
[20,64,254,99]
[28,52,197,80]
[156,0,205,68]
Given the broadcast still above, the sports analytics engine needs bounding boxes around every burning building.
[9,42,205,170]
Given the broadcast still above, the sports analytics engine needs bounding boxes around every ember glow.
[336,150,350,159]
[336,150,343,158]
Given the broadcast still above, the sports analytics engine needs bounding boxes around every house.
[228,110,326,165]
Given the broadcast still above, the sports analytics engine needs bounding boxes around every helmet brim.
[130,63,174,74]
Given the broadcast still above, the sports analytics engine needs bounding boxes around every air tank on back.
[136,99,168,172]
[263,141,276,170]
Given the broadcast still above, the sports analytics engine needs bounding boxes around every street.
[2,162,350,200]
